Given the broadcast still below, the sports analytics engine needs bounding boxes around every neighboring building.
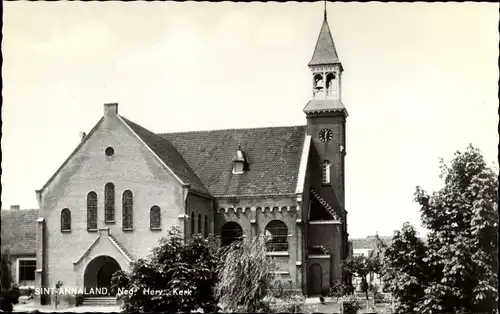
[34,9,350,304]
[1,206,38,292]
[350,236,391,287]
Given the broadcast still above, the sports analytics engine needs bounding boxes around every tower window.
[322,160,331,185]
[105,147,114,157]
[326,72,336,96]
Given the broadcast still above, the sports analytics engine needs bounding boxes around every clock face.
[319,128,333,143]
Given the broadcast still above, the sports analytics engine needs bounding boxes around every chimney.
[104,103,118,118]
[10,205,20,210]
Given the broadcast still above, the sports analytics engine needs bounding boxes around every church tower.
[304,7,347,212]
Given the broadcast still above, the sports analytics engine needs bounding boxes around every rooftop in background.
[1,208,39,255]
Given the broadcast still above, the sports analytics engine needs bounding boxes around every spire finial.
[324,0,327,20]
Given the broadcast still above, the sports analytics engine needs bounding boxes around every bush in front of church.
[0,249,21,312]
[110,226,220,313]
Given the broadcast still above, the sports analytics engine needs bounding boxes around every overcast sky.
[2,2,498,238]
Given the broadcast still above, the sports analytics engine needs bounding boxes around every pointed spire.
[308,5,341,67]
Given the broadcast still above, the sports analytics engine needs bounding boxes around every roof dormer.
[232,145,249,174]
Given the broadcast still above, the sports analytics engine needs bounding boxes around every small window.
[105,147,114,157]
[105,183,115,223]
[61,208,71,232]
[322,161,331,185]
[204,215,209,238]
[18,260,36,287]
[198,213,202,235]
[122,190,133,230]
[150,206,161,230]
[191,212,195,237]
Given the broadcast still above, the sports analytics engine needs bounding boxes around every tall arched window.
[150,206,161,230]
[104,183,115,223]
[204,215,209,238]
[191,212,195,237]
[265,220,288,252]
[198,213,202,235]
[61,208,71,232]
[322,160,331,185]
[122,190,133,230]
[87,192,97,231]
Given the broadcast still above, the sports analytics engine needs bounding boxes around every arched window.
[221,222,243,246]
[87,192,97,231]
[150,206,161,230]
[122,190,133,230]
[197,213,202,235]
[204,215,209,238]
[322,160,331,185]
[265,220,288,252]
[326,72,336,95]
[61,208,71,232]
[104,183,115,223]
[191,212,195,237]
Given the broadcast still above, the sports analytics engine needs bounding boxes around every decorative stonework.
[310,189,341,220]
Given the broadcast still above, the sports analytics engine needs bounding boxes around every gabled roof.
[308,16,342,67]
[160,126,308,197]
[350,236,392,250]
[1,209,39,255]
[120,116,210,196]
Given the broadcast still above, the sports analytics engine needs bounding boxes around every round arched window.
[105,147,115,157]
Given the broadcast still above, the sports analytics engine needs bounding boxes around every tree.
[380,223,430,313]
[111,227,220,313]
[381,145,498,314]
[342,255,376,300]
[413,144,498,313]
[215,236,277,312]
[0,249,20,312]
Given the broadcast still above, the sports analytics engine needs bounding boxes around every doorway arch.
[84,256,121,295]
[308,263,322,296]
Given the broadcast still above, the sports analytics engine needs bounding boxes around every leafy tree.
[380,223,430,313]
[413,144,498,313]
[381,145,498,314]
[111,226,220,313]
[0,249,20,312]
[215,236,277,312]
[342,250,382,300]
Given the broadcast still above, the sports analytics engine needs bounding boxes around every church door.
[308,263,322,296]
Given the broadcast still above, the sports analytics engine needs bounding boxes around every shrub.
[329,281,350,301]
[1,250,20,312]
[339,294,362,314]
[272,294,305,313]
[111,227,220,313]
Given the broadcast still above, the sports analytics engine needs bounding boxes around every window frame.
[104,183,116,223]
[150,206,161,230]
[87,191,98,231]
[17,258,36,289]
[122,190,134,231]
[264,220,289,252]
[322,160,331,185]
[61,208,71,232]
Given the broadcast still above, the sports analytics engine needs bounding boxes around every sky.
[2,2,498,238]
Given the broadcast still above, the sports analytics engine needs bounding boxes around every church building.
[34,9,349,304]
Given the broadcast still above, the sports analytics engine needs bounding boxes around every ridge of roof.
[119,116,211,196]
[160,124,306,136]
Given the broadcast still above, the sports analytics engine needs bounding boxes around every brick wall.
[37,112,185,289]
